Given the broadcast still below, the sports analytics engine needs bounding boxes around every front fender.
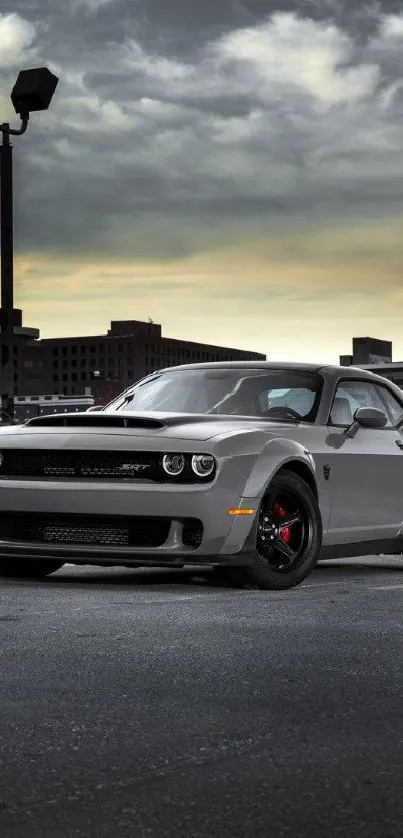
[240,437,317,498]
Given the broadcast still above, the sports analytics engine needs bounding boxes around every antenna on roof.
[148,316,154,324]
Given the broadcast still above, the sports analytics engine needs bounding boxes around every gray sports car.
[0,361,402,589]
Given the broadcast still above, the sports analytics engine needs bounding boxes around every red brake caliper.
[272,501,291,544]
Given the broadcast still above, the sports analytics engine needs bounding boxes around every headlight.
[162,453,185,476]
[191,454,215,478]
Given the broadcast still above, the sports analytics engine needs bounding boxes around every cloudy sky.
[1,0,403,362]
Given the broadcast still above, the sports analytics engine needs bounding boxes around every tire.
[0,560,64,579]
[215,469,322,590]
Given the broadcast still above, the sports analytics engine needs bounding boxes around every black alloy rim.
[257,487,313,572]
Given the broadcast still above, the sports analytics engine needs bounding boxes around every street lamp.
[0,67,58,423]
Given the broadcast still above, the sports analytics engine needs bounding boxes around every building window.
[89,345,96,353]
[62,346,68,355]
[71,345,77,354]
[53,347,59,356]
[80,345,86,354]
[81,372,86,381]
[62,373,68,381]
[71,359,77,368]
[53,374,59,382]
[81,358,86,367]
[71,372,77,381]
[62,360,68,369]
[53,360,58,369]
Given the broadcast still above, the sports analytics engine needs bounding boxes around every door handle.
[395,439,403,449]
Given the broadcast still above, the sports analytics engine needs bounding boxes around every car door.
[324,379,403,547]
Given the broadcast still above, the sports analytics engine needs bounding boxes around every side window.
[330,381,393,427]
[375,385,403,426]
[329,385,360,426]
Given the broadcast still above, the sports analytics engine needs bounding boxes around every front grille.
[0,450,215,483]
[0,450,162,480]
[0,513,171,548]
[182,520,204,548]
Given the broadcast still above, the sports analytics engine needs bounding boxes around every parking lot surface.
[1,556,403,837]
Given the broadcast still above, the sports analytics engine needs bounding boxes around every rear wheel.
[0,560,64,579]
[215,470,322,590]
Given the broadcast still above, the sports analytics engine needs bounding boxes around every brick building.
[0,309,40,396]
[12,316,266,400]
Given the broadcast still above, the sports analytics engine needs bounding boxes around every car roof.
[155,361,386,381]
[165,361,322,372]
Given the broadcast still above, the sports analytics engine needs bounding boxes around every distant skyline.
[1,0,403,363]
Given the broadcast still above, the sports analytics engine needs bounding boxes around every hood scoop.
[24,414,165,430]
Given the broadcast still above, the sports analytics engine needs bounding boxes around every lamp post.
[0,67,58,423]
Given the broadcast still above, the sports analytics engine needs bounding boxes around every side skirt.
[319,538,403,561]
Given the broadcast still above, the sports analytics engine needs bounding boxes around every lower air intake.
[0,513,171,548]
[182,519,203,549]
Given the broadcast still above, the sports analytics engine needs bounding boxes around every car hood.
[1,411,300,443]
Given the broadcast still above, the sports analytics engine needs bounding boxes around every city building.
[340,337,392,367]
[3,313,266,403]
[339,336,403,391]
[0,308,40,394]
[12,394,94,423]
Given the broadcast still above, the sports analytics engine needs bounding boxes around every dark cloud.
[1,0,403,260]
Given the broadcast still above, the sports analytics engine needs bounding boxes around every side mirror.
[354,407,388,429]
[344,406,388,439]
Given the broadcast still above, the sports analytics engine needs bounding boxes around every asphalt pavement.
[2,556,403,837]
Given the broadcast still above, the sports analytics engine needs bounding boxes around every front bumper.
[0,479,259,568]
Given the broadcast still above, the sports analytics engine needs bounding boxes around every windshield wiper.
[116,393,135,409]
[116,375,165,410]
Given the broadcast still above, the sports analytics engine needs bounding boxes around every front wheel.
[0,560,64,579]
[215,469,322,590]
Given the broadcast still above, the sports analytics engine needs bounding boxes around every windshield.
[105,368,323,422]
